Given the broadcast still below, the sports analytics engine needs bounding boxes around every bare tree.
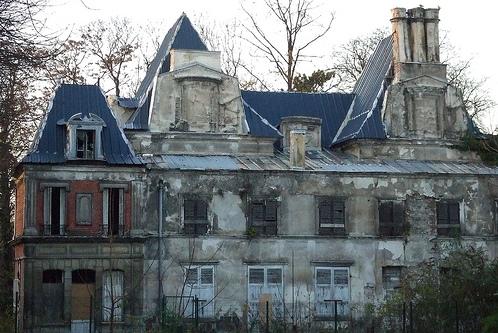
[242,0,334,91]
[81,18,138,97]
[44,39,89,86]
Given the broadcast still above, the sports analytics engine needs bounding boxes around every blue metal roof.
[124,13,208,130]
[22,84,142,165]
[241,90,354,147]
[333,35,393,144]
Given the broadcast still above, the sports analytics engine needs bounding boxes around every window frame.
[182,196,209,236]
[66,113,105,160]
[314,266,350,319]
[41,183,68,236]
[378,200,406,237]
[382,266,403,298]
[102,270,124,323]
[316,197,346,236]
[101,184,126,236]
[436,200,461,237]
[41,269,65,323]
[247,265,284,320]
[182,265,215,318]
[248,198,279,236]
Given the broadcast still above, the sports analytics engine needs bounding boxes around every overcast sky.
[44,0,498,129]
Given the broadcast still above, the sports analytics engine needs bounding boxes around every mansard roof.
[123,13,208,130]
[22,84,142,165]
[241,91,354,147]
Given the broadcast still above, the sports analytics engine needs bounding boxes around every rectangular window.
[383,266,402,298]
[318,198,345,235]
[76,193,92,225]
[102,270,124,322]
[42,270,64,322]
[102,187,124,236]
[379,200,405,236]
[249,199,278,236]
[494,200,498,234]
[76,129,95,159]
[182,266,214,318]
[437,201,460,237]
[314,267,350,318]
[183,198,209,235]
[247,266,284,322]
[43,187,66,235]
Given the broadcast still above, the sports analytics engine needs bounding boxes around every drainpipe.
[158,180,164,319]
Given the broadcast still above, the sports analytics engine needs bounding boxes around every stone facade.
[12,7,498,333]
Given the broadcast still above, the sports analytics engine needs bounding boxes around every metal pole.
[195,296,199,331]
[334,300,338,333]
[14,292,18,333]
[89,295,93,333]
[266,300,269,333]
[402,302,406,333]
[409,301,413,333]
[455,300,459,333]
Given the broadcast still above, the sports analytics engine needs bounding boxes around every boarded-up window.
[318,198,346,235]
[71,269,95,321]
[42,270,64,322]
[314,267,350,318]
[437,201,460,237]
[184,198,209,235]
[76,193,92,225]
[249,199,278,236]
[102,270,124,322]
[182,266,214,318]
[43,187,66,235]
[383,266,402,298]
[379,201,405,236]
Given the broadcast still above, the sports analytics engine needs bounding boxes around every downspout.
[158,180,164,319]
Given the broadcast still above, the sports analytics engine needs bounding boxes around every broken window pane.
[76,129,95,159]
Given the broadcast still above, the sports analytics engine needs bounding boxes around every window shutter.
[184,200,196,220]
[196,200,208,220]
[448,203,460,225]
[265,200,278,222]
[379,201,393,225]
[393,202,404,226]
[251,202,265,223]
[332,200,345,225]
[319,200,332,224]
[437,202,449,224]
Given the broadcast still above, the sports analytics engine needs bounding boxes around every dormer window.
[61,113,105,160]
[76,129,95,159]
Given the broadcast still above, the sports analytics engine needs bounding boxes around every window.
[249,199,278,236]
[71,269,96,323]
[378,200,405,236]
[183,198,209,235]
[43,186,66,235]
[437,201,460,237]
[102,270,124,322]
[247,266,284,322]
[383,266,402,298]
[182,266,214,318]
[42,270,64,322]
[314,267,350,318]
[102,187,124,236]
[76,193,92,225]
[66,113,105,160]
[494,200,498,234]
[76,129,95,159]
[318,198,345,235]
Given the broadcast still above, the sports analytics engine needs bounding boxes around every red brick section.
[35,180,132,236]
[15,176,25,237]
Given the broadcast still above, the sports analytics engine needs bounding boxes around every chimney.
[280,116,322,150]
[170,49,221,72]
[289,129,306,169]
[391,7,443,81]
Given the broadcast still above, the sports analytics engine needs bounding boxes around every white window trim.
[247,265,284,320]
[314,266,350,318]
[102,187,124,236]
[63,113,106,160]
[43,186,67,236]
[182,265,215,318]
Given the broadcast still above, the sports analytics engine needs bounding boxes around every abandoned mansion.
[12,6,498,332]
